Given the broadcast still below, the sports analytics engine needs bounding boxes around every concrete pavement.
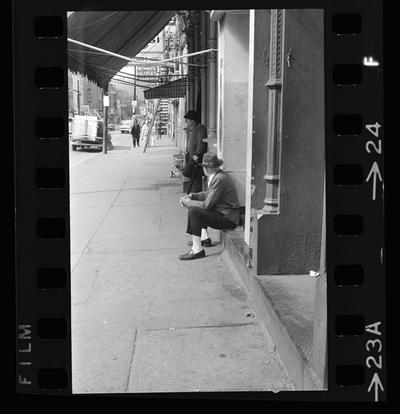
[70,132,292,393]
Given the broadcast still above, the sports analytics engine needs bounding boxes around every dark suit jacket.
[186,123,207,158]
[187,169,240,225]
[131,124,140,138]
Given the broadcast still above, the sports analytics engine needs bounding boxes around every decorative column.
[186,13,195,110]
[200,11,208,126]
[194,11,201,114]
[263,9,284,213]
[181,44,187,152]
[181,39,189,151]
[207,20,217,151]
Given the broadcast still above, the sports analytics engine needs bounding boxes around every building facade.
[180,9,326,390]
[205,10,325,275]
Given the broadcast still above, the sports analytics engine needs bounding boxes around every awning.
[144,77,188,99]
[67,11,176,89]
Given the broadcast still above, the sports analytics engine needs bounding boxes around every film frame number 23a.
[366,322,384,402]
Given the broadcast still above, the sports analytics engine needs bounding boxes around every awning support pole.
[143,99,161,153]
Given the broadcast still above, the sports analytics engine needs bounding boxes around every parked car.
[108,123,116,131]
[70,115,112,151]
[120,120,132,134]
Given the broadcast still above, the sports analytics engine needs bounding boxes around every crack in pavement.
[124,329,138,392]
[71,189,121,195]
[71,160,140,272]
[145,322,256,332]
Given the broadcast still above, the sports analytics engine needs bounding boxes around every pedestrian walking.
[150,123,157,147]
[131,118,141,149]
[140,119,150,147]
[182,110,208,194]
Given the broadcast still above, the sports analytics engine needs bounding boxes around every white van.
[70,115,111,151]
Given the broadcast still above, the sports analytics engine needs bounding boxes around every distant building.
[115,18,178,127]
[68,70,103,116]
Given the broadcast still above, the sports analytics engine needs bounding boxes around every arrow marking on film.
[367,373,384,401]
[366,161,383,201]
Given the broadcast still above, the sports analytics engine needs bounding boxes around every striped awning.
[144,77,188,99]
[67,11,176,90]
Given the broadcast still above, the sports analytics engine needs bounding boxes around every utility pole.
[77,80,81,115]
[133,66,137,115]
[103,83,109,154]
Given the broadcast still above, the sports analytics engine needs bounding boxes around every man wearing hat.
[182,110,208,193]
[179,153,240,260]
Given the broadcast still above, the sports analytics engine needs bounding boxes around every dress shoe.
[187,238,212,247]
[179,249,205,260]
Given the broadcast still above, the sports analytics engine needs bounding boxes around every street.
[69,133,292,393]
[69,131,130,169]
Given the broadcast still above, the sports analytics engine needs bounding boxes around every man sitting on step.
[179,153,240,261]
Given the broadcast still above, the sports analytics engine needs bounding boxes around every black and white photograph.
[68,9,326,393]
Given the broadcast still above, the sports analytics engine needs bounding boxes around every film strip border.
[14,0,71,394]
[326,2,385,402]
[12,0,385,400]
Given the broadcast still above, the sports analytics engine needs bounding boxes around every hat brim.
[199,160,224,167]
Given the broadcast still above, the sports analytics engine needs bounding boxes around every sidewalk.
[70,135,292,393]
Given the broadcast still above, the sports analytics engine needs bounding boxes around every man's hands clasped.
[179,193,192,208]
